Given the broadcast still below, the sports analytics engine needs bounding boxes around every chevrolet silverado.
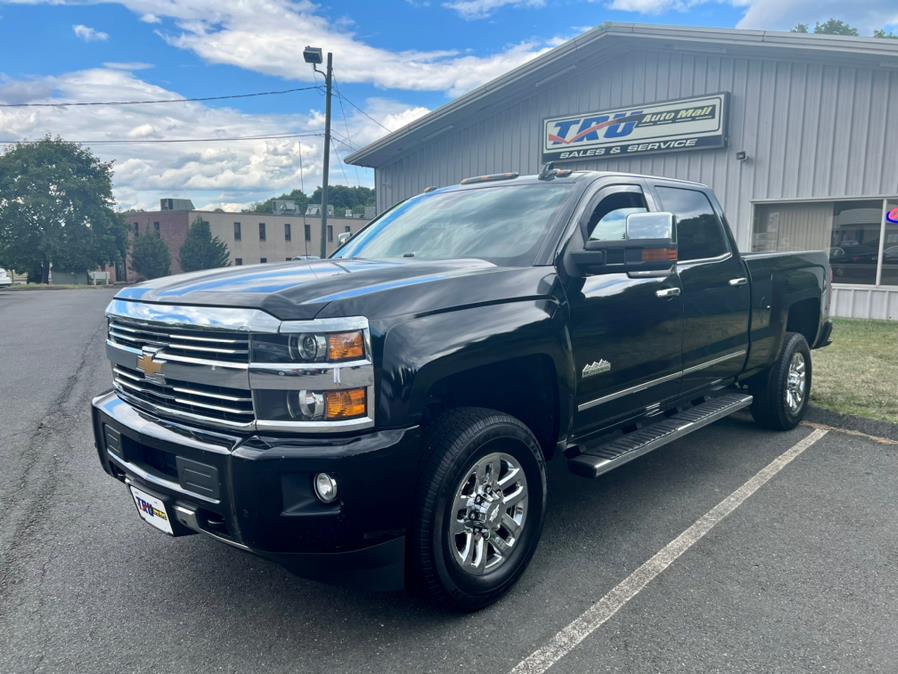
[92,167,831,610]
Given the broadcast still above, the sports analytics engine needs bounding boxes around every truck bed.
[741,249,830,375]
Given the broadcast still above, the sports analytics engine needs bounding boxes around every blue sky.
[1,0,895,211]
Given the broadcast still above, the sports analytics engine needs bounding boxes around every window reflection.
[881,200,898,287]
[753,199,889,286]
[830,201,882,285]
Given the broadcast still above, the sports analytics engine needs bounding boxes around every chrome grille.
[108,317,249,363]
[112,365,254,427]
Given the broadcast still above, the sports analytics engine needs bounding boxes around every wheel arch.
[377,300,575,459]
[786,297,821,348]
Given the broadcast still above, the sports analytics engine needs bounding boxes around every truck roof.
[429,170,709,196]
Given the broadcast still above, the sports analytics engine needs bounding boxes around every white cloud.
[72,24,109,42]
[103,61,154,71]
[736,0,898,32]
[605,0,898,32]
[443,0,546,21]
[606,0,685,12]
[140,13,161,23]
[31,1,557,96]
[0,68,427,211]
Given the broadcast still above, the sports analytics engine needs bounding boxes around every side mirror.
[626,212,674,241]
[569,212,677,276]
[337,231,351,245]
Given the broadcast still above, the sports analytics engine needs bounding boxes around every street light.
[304,45,332,259]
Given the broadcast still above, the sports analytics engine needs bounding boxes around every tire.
[750,332,812,431]
[410,407,547,611]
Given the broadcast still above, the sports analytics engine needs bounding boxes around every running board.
[568,392,753,479]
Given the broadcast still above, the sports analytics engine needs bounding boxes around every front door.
[567,184,684,438]
[651,184,751,395]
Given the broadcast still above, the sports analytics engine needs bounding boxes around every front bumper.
[92,391,422,590]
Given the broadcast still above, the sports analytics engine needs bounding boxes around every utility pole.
[319,51,333,259]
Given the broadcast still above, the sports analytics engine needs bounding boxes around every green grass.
[811,318,898,425]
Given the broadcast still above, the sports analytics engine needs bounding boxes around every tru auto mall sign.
[542,93,728,162]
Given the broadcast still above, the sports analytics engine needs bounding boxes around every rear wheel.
[410,408,546,611]
[750,332,812,431]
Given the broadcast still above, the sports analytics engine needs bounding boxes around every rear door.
[650,183,750,395]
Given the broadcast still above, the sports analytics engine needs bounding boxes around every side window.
[586,192,648,241]
[655,186,729,261]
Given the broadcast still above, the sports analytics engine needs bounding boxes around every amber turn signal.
[641,247,678,263]
[325,388,367,419]
[327,331,365,361]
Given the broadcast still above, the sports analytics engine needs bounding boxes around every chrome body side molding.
[577,350,746,412]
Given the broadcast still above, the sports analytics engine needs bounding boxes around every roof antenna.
[538,161,556,181]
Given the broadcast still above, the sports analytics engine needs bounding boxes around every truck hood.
[116,258,555,321]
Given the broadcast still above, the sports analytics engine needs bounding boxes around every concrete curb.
[805,405,898,442]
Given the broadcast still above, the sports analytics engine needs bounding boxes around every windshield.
[334,183,576,266]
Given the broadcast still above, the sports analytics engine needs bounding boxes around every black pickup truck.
[92,168,831,610]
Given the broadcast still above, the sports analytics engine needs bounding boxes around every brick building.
[121,200,369,281]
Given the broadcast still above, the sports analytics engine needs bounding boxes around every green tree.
[131,233,171,279]
[244,185,376,216]
[309,185,376,212]
[179,217,230,272]
[0,137,127,283]
[814,19,859,35]
[245,188,311,214]
[792,19,859,36]
[874,28,898,39]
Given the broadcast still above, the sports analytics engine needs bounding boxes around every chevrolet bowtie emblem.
[137,350,165,381]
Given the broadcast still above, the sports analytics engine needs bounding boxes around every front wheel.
[410,408,547,611]
[750,331,812,431]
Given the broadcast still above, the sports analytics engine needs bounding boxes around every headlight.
[252,330,366,363]
[254,387,368,422]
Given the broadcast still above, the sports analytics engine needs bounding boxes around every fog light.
[314,473,338,503]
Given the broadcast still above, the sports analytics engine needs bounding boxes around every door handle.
[656,287,681,298]
[729,277,748,287]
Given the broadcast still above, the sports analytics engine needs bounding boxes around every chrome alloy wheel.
[449,452,528,576]
[785,352,807,413]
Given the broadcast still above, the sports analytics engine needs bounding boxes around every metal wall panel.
[376,48,898,248]
[374,47,898,318]
[832,286,898,320]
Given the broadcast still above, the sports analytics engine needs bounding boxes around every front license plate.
[130,485,173,535]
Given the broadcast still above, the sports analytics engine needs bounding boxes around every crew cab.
[92,168,832,610]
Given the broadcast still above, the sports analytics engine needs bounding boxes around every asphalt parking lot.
[1,289,896,673]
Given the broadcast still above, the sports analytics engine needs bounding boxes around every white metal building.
[347,24,898,320]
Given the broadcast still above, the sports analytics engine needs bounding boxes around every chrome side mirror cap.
[626,212,675,242]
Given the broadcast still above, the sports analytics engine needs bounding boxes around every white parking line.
[510,427,829,674]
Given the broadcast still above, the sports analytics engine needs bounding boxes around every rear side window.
[655,186,729,261]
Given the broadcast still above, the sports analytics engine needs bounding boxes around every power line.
[0,132,324,145]
[331,76,362,186]
[331,133,359,153]
[330,74,392,133]
[0,85,323,108]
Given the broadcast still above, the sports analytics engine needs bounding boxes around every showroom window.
[883,200,898,287]
[753,199,897,286]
